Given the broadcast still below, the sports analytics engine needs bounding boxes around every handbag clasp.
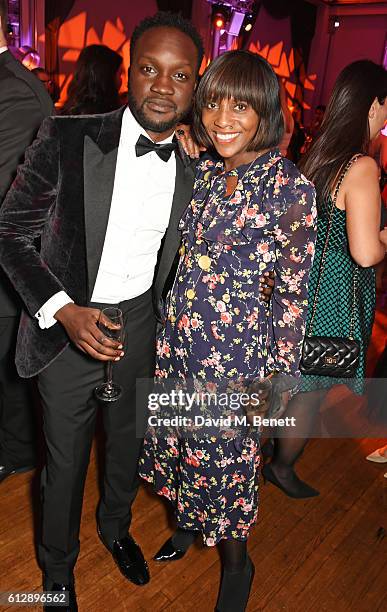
[325,356,337,365]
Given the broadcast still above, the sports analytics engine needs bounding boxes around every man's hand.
[54,303,124,361]
[259,271,275,303]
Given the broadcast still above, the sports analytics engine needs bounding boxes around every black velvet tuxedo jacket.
[0,106,196,378]
[0,50,54,316]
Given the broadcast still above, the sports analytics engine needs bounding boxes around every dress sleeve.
[268,168,317,377]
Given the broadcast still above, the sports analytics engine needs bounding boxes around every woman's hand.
[175,124,205,159]
[259,271,275,303]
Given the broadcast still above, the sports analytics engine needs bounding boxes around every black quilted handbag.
[300,156,361,378]
[301,335,360,378]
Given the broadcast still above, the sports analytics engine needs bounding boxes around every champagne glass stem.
[94,307,123,403]
[106,361,114,391]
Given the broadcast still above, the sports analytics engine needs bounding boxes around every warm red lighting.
[213,13,225,29]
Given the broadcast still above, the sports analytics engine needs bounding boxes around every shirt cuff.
[35,291,74,329]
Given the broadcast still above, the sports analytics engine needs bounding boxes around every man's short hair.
[130,11,204,72]
[0,0,8,39]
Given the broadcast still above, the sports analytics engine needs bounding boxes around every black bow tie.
[135,134,176,162]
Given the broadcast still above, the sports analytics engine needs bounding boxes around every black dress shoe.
[0,463,35,483]
[43,581,78,612]
[153,537,187,562]
[98,528,150,585]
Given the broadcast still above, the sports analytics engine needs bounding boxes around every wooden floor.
[1,435,386,612]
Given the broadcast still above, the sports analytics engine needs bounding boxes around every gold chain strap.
[307,154,362,338]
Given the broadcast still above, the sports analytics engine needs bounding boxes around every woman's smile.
[212,131,240,143]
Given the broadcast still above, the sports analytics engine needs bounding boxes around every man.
[0,11,203,611]
[0,0,53,483]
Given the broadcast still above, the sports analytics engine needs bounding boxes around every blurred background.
[5,0,387,124]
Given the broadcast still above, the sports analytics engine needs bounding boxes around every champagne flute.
[94,307,124,402]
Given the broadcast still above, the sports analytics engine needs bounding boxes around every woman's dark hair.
[61,45,123,115]
[193,51,284,152]
[299,60,387,200]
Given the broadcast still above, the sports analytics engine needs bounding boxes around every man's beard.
[127,85,190,133]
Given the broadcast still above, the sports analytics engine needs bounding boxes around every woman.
[60,44,123,115]
[139,51,316,611]
[264,60,387,498]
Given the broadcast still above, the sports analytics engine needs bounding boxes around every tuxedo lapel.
[83,107,125,299]
[169,153,195,230]
[153,151,196,305]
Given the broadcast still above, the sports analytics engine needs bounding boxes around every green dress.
[300,196,376,395]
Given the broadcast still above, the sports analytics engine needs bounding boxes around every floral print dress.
[139,149,317,545]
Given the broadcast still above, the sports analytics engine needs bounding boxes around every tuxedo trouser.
[37,290,155,583]
[0,316,36,468]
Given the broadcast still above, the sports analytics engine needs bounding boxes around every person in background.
[302,104,326,154]
[139,50,316,612]
[287,99,306,163]
[31,67,58,103]
[263,60,387,498]
[369,126,387,292]
[278,76,294,157]
[366,123,387,465]
[0,0,53,484]
[381,125,387,206]
[309,104,326,139]
[60,44,123,115]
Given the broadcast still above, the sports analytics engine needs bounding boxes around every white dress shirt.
[0,46,8,54]
[36,107,177,328]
